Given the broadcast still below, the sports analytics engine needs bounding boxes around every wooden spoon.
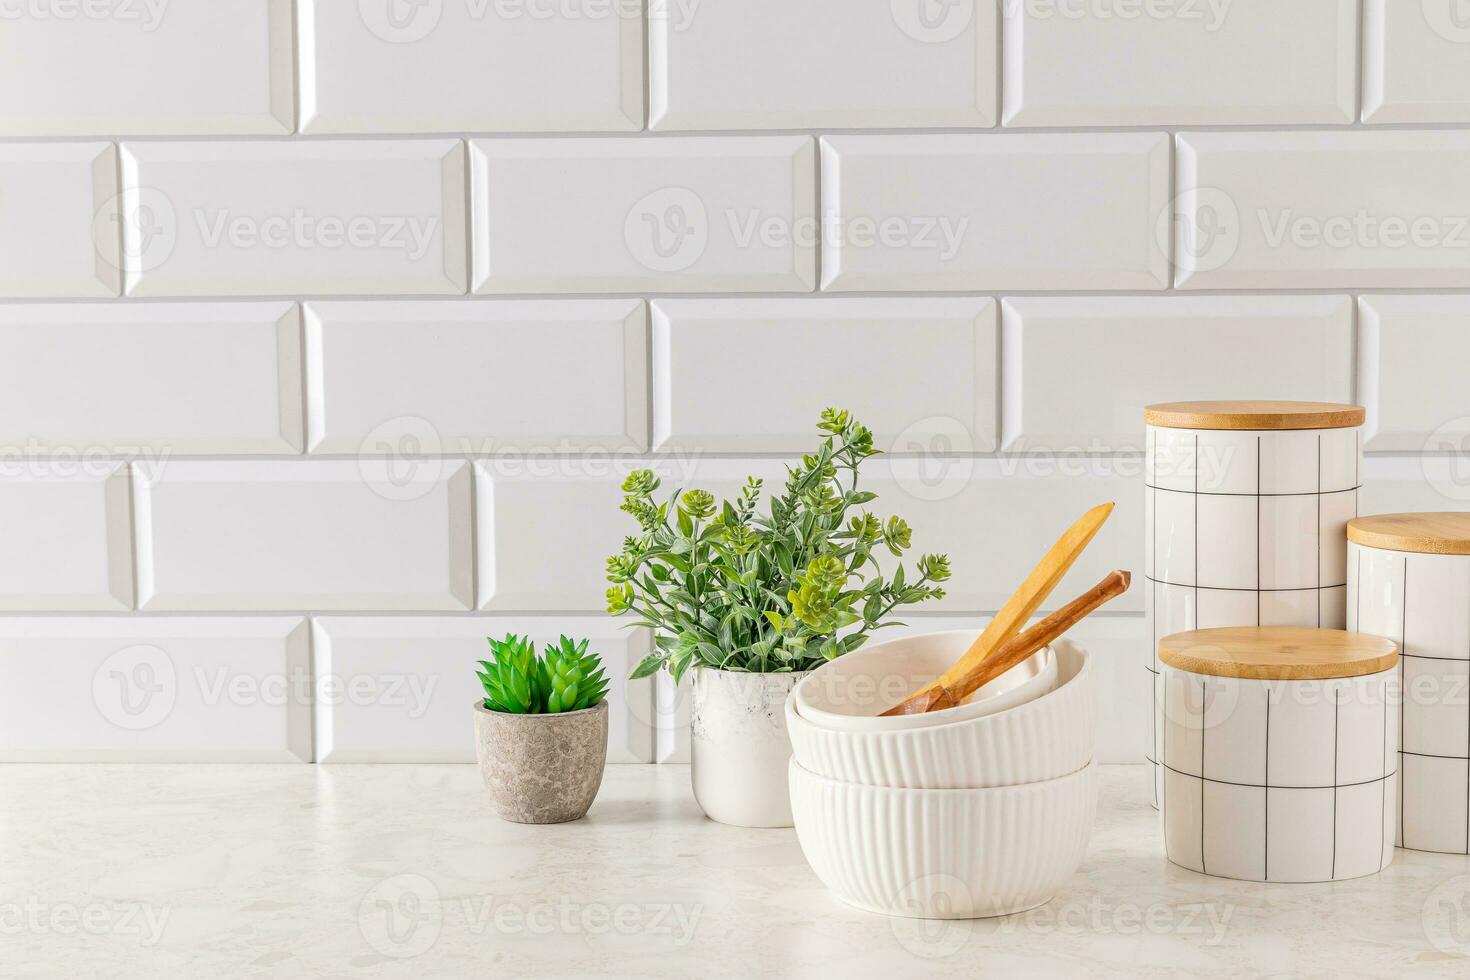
[888,570,1131,715]
[879,501,1115,717]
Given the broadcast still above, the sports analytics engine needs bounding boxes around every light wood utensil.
[897,570,1132,714]
[879,502,1115,717]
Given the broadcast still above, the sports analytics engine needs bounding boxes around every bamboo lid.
[1159,627,1398,681]
[1144,400,1365,431]
[1348,513,1470,556]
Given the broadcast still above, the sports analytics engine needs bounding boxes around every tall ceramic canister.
[1348,513,1470,853]
[1145,401,1365,806]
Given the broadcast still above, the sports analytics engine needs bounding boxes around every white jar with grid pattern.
[1159,627,1399,883]
[1349,513,1470,855]
[1145,401,1365,807]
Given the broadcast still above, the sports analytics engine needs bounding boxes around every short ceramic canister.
[1158,626,1399,883]
[1349,513,1470,854]
[1145,401,1365,807]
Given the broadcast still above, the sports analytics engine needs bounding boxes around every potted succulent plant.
[473,634,611,824]
[608,409,951,827]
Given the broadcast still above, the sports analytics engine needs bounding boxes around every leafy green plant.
[608,408,952,683]
[477,634,610,714]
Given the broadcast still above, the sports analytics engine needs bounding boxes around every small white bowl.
[793,629,1057,732]
[790,758,1098,919]
[787,639,1094,789]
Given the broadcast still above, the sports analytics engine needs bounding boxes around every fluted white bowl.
[790,758,1098,919]
[787,640,1094,789]
[792,629,1057,732]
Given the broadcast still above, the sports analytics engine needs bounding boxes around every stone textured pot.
[473,699,608,824]
[691,667,811,828]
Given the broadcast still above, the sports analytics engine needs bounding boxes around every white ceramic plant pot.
[691,667,811,828]
[1144,400,1364,808]
[1348,513,1470,854]
[1158,627,1399,883]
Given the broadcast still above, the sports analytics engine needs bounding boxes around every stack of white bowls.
[787,630,1099,919]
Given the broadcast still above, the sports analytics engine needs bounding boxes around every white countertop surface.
[4,763,1469,978]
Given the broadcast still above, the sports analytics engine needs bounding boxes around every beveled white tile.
[1003,296,1352,452]
[135,460,474,611]
[300,0,642,133]
[305,300,646,453]
[471,136,817,294]
[1360,296,1470,451]
[312,618,655,764]
[1005,0,1356,126]
[1176,131,1470,289]
[651,0,996,129]
[120,140,468,297]
[0,143,119,298]
[0,464,132,611]
[1364,0,1470,124]
[0,302,302,454]
[821,133,1170,291]
[0,618,311,762]
[0,0,293,135]
[651,298,996,452]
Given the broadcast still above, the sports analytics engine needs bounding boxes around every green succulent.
[477,634,610,715]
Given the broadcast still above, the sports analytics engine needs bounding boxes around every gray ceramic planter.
[473,699,609,824]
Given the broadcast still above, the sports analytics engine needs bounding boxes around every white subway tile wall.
[0,1,1462,764]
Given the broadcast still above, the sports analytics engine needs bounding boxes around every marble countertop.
[3,763,1469,978]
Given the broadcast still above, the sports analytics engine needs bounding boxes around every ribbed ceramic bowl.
[790,758,1098,919]
[786,640,1094,789]
[792,630,1057,732]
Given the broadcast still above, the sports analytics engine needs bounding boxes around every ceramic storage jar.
[1145,401,1365,806]
[1158,627,1399,883]
[1348,513,1470,854]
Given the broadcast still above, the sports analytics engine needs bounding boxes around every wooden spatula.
[879,502,1115,717]
[909,570,1131,714]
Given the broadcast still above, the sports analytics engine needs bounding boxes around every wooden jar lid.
[1159,627,1398,681]
[1348,513,1470,556]
[1144,400,1365,431]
